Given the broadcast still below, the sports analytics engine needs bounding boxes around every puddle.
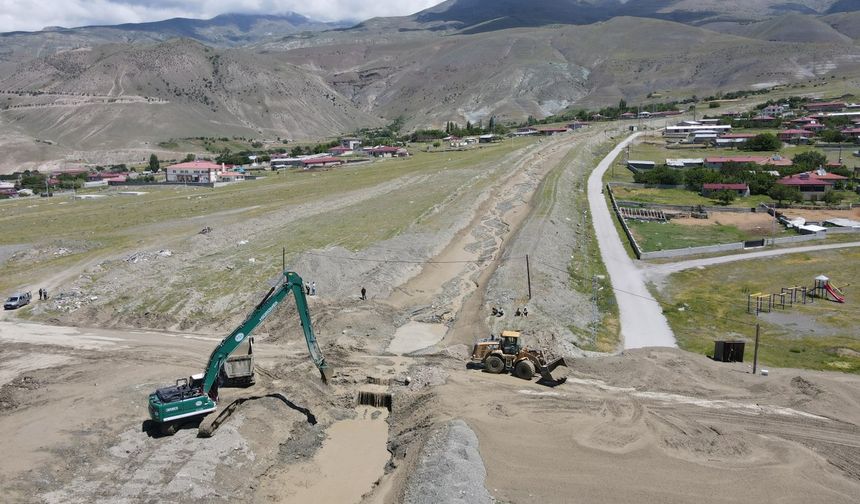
[386,322,447,355]
[268,406,389,503]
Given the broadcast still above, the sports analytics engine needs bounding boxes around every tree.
[183,153,195,162]
[741,133,781,151]
[619,99,627,112]
[822,190,843,206]
[149,154,160,172]
[791,151,827,171]
[820,129,846,143]
[713,189,736,205]
[769,184,802,205]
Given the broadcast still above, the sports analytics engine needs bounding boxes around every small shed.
[713,340,745,362]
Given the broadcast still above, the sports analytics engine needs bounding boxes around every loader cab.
[500,330,522,355]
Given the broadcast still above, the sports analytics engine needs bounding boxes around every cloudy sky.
[0,0,444,32]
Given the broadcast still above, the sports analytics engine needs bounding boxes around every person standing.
[360,287,366,300]
[38,288,43,301]
[43,288,48,300]
[305,282,310,295]
[311,282,316,296]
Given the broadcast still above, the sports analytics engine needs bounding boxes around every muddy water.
[387,321,447,354]
[268,406,390,504]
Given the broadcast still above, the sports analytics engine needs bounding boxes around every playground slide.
[824,283,846,303]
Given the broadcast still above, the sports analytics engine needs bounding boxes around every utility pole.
[526,254,532,300]
[752,323,761,374]
[591,275,599,343]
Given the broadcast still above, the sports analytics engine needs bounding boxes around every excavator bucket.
[319,365,334,383]
[537,357,568,385]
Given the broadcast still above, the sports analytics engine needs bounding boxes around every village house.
[619,112,637,120]
[702,183,750,197]
[0,181,17,197]
[665,158,704,168]
[300,156,344,168]
[218,171,245,182]
[567,121,589,130]
[762,104,789,117]
[715,133,756,147]
[367,146,409,158]
[537,127,568,136]
[328,146,353,156]
[479,134,501,143]
[513,127,538,136]
[778,129,814,143]
[805,101,846,113]
[841,128,860,142]
[340,137,362,150]
[776,169,847,199]
[165,160,226,183]
[704,155,792,169]
[627,160,656,170]
[664,123,732,138]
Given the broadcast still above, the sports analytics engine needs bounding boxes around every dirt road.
[587,133,676,349]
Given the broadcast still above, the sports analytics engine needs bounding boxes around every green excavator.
[148,271,332,436]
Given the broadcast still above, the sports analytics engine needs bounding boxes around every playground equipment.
[749,276,847,315]
[813,275,846,303]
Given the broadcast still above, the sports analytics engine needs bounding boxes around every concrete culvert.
[357,391,393,411]
[366,376,393,385]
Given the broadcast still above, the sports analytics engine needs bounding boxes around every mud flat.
[387,322,447,355]
[258,406,390,503]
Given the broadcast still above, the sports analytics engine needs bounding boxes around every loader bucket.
[537,357,568,386]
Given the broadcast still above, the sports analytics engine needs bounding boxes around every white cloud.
[0,0,444,32]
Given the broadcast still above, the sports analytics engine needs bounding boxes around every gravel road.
[643,241,860,285]
[587,133,677,349]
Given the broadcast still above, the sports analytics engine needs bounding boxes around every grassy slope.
[655,248,860,374]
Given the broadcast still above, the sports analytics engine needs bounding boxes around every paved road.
[643,241,860,282]
[587,133,677,349]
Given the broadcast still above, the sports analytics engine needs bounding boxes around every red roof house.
[702,183,750,197]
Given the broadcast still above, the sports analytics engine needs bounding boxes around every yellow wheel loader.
[470,330,567,385]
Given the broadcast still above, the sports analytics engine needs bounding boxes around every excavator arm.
[200,271,331,396]
[149,270,331,435]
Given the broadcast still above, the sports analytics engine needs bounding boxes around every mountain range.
[0,0,859,173]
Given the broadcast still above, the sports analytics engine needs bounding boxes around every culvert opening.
[357,391,393,411]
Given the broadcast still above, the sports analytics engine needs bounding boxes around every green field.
[611,186,774,208]
[654,248,860,374]
[628,221,758,251]
[0,138,536,297]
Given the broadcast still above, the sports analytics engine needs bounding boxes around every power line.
[300,250,524,265]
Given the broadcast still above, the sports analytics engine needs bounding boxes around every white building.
[165,160,225,183]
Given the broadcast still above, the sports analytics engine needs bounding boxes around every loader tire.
[484,355,505,374]
[514,360,535,380]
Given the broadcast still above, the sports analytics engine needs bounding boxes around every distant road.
[587,133,677,350]
[643,241,860,282]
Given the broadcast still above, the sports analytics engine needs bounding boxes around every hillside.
[1,1,860,172]
[271,16,860,129]
[0,13,347,71]
[0,39,378,171]
[701,13,853,43]
[405,0,848,33]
